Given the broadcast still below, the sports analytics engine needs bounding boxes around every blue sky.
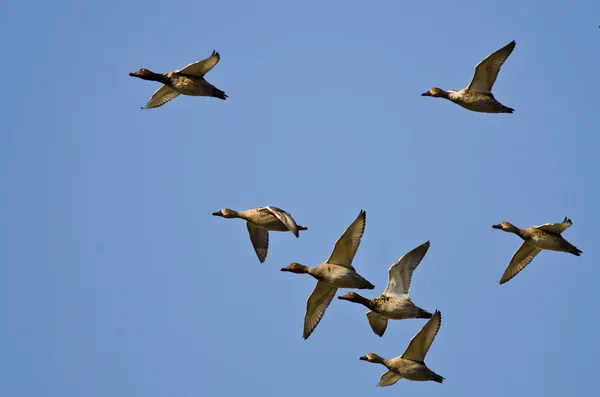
[1,0,599,396]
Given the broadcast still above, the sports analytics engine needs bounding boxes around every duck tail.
[568,245,583,256]
[431,373,445,384]
[417,309,433,319]
[360,279,375,290]
[501,106,514,113]
[212,88,228,100]
[297,225,308,231]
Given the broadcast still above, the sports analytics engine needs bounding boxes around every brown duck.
[422,40,515,113]
[338,241,433,336]
[212,206,307,263]
[360,310,444,386]
[492,217,582,284]
[281,210,375,339]
[129,50,227,109]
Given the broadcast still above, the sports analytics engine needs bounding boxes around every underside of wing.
[246,223,269,263]
[145,85,181,109]
[383,241,431,298]
[177,50,221,77]
[366,311,388,337]
[326,210,366,268]
[401,310,442,362]
[303,282,337,339]
[377,370,402,387]
[499,242,541,284]
[467,40,516,94]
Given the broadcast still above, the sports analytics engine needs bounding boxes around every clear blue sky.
[1,1,599,396]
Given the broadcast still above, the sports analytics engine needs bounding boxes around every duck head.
[129,68,161,81]
[421,87,446,97]
[212,208,238,218]
[492,221,520,233]
[280,263,310,274]
[337,292,368,303]
[359,353,385,364]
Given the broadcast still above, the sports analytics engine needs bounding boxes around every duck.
[281,210,375,339]
[492,217,583,284]
[337,241,433,337]
[360,310,444,386]
[212,206,307,263]
[421,40,515,113]
[129,50,227,109]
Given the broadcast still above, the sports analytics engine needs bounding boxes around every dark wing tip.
[360,209,367,220]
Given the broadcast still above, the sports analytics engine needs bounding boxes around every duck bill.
[212,211,224,217]
[421,91,432,97]
[491,224,502,229]
[359,356,368,361]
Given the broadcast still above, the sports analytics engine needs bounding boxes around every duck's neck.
[346,293,372,308]
[306,267,323,280]
[514,228,526,239]
[506,224,524,238]
[229,210,246,220]
[139,70,169,85]
[371,354,386,365]
[440,89,453,99]
[221,209,245,220]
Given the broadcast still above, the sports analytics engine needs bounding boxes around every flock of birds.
[129,40,583,387]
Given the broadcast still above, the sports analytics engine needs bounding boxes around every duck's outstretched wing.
[177,50,221,77]
[144,85,180,109]
[468,40,515,94]
[499,242,541,284]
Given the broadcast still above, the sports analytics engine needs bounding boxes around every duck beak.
[212,211,223,217]
[421,91,432,97]
[359,356,368,361]
[129,72,140,77]
[280,267,290,272]
[492,224,502,229]
[337,295,350,301]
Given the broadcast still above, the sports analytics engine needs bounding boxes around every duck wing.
[401,310,442,363]
[246,223,269,263]
[534,217,573,235]
[326,210,366,269]
[499,242,541,284]
[467,40,515,94]
[144,85,181,109]
[303,282,337,339]
[177,50,221,77]
[383,241,430,298]
[265,206,300,237]
[377,371,402,387]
